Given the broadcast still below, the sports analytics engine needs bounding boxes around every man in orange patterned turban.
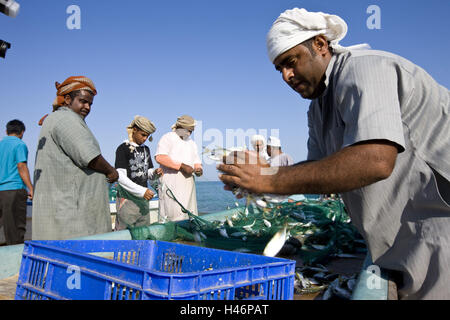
[33,76,118,240]
[38,76,98,125]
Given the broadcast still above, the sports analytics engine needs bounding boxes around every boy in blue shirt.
[0,119,33,244]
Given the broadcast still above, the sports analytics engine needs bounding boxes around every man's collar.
[323,54,337,88]
[314,54,337,100]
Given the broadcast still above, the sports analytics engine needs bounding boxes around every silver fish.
[303,265,328,273]
[263,226,287,257]
[263,219,272,228]
[313,272,327,281]
[332,253,358,258]
[208,155,222,162]
[322,286,333,300]
[255,199,267,208]
[193,231,202,243]
[347,279,356,292]
[307,277,320,286]
[290,211,306,220]
[242,220,256,232]
[231,232,247,237]
[299,285,327,295]
[219,228,229,238]
[295,272,310,289]
[333,285,352,300]
[311,244,327,250]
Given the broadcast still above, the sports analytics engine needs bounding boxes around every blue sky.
[1,0,449,181]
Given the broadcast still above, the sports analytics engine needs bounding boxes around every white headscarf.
[266,8,370,63]
[250,134,266,148]
[250,135,270,161]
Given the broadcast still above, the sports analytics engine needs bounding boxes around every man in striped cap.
[32,76,118,240]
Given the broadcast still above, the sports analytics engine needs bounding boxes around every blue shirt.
[0,136,28,191]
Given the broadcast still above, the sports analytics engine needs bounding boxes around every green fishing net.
[127,186,366,264]
[115,184,150,216]
[128,221,195,242]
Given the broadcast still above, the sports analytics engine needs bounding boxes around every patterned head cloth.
[127,115,156,144]
[171,115,196,131]
[38,76,97,125]
[52,76,97,108]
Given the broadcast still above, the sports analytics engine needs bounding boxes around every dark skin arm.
[88,155,119,183]
[17,162,33,200]
[180,163,194,177]
[218,140,398,195]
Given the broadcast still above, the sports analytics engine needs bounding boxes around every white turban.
[267,136,281,147]
[250,134,266,147]
[266,8,370,63]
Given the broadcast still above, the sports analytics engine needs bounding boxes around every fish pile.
[186,197,366,264]
[295,264,358,300]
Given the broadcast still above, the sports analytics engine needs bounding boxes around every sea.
[195,181,245,214]
[194,181,319,214]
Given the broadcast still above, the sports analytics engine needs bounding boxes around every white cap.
[267,136,281,147]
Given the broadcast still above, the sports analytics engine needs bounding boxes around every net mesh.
[126,185,365,264]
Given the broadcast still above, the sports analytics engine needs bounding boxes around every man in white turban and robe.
[155,115,203,222]
[250,134,270,162]
[219,8,450,299]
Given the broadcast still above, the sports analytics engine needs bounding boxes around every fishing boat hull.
[0,199,159,245]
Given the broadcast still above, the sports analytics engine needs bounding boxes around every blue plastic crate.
[15,240,295,300]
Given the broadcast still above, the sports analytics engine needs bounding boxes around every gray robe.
[32,107,111,240]
[307,50,450,299]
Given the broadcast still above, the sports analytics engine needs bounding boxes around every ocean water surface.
[194,181,320,214]
[195,181,245,214]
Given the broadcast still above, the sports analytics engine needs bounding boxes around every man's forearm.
[155,155,181,171]
[88,155,115,175]
[17,162,33,191]
[293,160,315,166]
[269,142,398,195]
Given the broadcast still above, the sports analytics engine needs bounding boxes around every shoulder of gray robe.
[50,107,102,168]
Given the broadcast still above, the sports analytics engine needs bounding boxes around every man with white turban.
[219,8,450,299]
[114,116,163,230]
[155,115,203,221]
[250,134,270,161]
